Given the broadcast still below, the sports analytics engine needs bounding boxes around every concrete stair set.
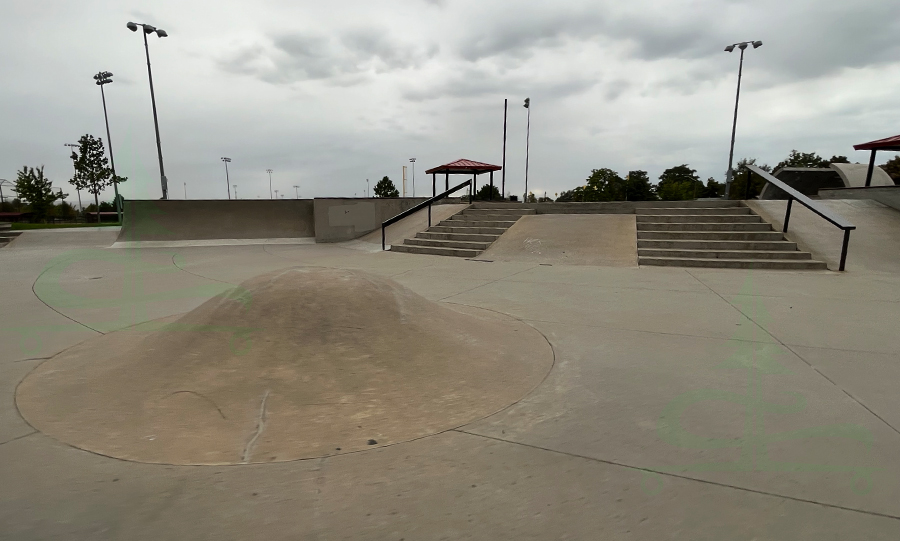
[0,224,20,248]
[637,204,827,269]
[390,206,535,257]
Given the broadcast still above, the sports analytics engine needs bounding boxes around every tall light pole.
[127,21,169,199]
[0,179,11,207]
[93,71,123,223]
[266,169,273,199]
[293,185,300,198]
[723,40,763,199]
[366,178,370,198]
[501,99,508,199]
[409,158,416,197]
[184,182,187,199]
[64,143,84,211]
[523,97,531,202]
[233,185,238,199]
[274,189,279,199]
[221,157,232,199]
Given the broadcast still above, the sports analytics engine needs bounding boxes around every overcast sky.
[3,0,899,204]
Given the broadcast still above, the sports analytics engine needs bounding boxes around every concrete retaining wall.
[820,186,900,212]
[118,200,315,242]
[313,198,431,242]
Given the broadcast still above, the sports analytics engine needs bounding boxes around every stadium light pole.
[523,97,531,202]
[266,169,274,199]
[93,71,123,223]
[233,184,238,199]
[274,189,279,199]
[221,157,232,199]
[409,158,416,197]
[293,185,299,198]
[64,143,84,211]
[127,21,169,199]
[723,40,763,199]
[0,179,10,206]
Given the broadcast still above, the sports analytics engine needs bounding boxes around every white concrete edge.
[109,237,316,249]
[335,239,388,253]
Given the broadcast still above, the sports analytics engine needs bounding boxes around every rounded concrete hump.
[17,267,553,465]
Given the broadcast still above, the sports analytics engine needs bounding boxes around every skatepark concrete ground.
[2,222,900,540]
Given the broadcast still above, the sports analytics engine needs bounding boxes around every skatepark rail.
[382,179,472,250]
[748,165,855,270]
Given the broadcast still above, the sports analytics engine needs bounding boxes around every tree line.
[552,150,900,202]
[2,134,125,222]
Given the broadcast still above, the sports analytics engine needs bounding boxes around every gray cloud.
[219,29,438,85]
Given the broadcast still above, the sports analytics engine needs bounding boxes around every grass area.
[10,222,121,230]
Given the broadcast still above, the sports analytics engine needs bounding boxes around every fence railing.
[381,180,472,250]
[748,165,856,271]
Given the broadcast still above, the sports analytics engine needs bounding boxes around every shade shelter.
[853,135,900,187]
[425,159,503,199]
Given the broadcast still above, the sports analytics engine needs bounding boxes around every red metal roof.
[425,159,502,175]
[853,135,900,151]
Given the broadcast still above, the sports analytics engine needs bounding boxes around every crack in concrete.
[242,390,270,464]
[165,390,226,420]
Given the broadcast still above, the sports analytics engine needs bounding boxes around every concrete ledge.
[820,185,900,212]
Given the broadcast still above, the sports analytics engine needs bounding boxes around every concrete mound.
[17,268,552,465]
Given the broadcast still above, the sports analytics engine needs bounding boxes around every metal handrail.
[748,165,856,271]
[382,179,472,250]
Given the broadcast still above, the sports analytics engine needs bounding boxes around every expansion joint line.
[242,390,270,463]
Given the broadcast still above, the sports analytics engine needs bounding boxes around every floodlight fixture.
[724,45,735,52]
[127,21,138,31]
[752,41,763,48]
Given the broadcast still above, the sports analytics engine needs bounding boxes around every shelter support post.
[865,149,877,187]
[489,171,493,200]
[445,173,449,192]
[432,173,436,197]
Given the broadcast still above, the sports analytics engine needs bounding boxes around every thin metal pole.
[224,160,231,199]
[427,204,431,227]
[865,149,877,187]
[502,99,507,198]
[725,47,745,200]
[783,197,793,233]
[382,226,386,251]
[143,30,168,199]
[233,185,237,199]
[267,169,273,199]
[411,161,415,197]
[489,171,493,200]
[445,172,449,192]
[99,83,122,223]
[525,104,531,202]
[839,229,850,271]
[432,173,436,197]
[183,182,186,199]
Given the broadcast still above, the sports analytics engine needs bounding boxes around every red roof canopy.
[853,135,900,152]
[425,159,502,175]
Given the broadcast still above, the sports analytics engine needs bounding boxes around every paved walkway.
[2,230,899,539]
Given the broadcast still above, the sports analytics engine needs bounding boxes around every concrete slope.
[117,200,316,242]
[748,199,900,273]
[479,214,637,266]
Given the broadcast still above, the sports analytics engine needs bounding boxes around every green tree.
[773,150,830,171]
[701,177,725,198]
[880,156,900,184]
[373,176,399,198]
[830,155,850,164]
[69,134,126,222]
[655,164,702,201]
[730,157,772,199]
[473,184,501,200]
[624,170,658,201]
[14,166,66,222]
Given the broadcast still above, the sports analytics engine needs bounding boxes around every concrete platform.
[2,226,900,539]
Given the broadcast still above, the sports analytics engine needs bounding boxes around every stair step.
[417,232,501,242]
[404,238,493,250]
[637,239,799,251]
[390,244,480,258]
[438,219,517,228]
[638,249,812,260]
[638,231,786,241]
[637,223,773,232]
[453,213,531,221]
[639,257,828,270]
[636,214,762,223]
[428,226,509,235]
[637,207,752,215]
[463,208,536,216]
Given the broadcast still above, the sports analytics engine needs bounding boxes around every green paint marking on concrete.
[19,248,254,353]
[644,274,876,495]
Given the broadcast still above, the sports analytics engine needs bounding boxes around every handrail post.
[839,229,850,271]
[783,197,793,233]
[382,225,386,251]
[428,204,431,227]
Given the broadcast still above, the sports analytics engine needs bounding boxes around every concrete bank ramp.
[478,214,637,266]
[17,267,553,465]
[748,199,900,273]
